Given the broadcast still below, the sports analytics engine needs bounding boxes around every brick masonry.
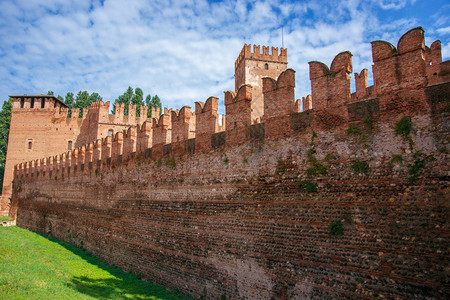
[6,27,450,298]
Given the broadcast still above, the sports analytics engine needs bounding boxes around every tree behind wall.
[145,94,162,118]
[57,91,103,118]
[112,86,162,118]
[0,99,12,193]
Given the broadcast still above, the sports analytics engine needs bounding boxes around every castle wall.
[13,90,449,298]
[7,27,450,298]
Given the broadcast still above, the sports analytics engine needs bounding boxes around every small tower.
[234,44,288,122]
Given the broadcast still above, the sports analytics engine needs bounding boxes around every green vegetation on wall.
[328,221,344,236]
[306,132,328,177]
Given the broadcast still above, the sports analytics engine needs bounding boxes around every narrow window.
[41,99,45,108]
[68,141,73,150]
[108,129,114,137]
[30,98,34,108]
[265,63,268,70]
[20,99,24,108]
[28,141,32,150]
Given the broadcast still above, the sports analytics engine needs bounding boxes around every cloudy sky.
[0,0,449,113]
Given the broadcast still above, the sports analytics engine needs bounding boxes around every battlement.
[10,95,67,111]
[7,27,450,200]
[235,44,287,69]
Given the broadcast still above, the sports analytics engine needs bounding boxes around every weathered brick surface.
[14,118,449,298]
[5,27,450,298]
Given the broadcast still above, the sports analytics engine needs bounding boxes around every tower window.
[28,141,32,150]
[265,63,268,70]
[68,141,73,150]
[108,129,114,137]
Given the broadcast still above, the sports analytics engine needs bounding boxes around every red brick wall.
[13,94,449,298]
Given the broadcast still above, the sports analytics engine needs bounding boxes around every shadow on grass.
[67,275,181,299]
[35,232,191,300]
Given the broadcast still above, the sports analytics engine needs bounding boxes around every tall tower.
[0,95,72,215]
[234,44,287,122]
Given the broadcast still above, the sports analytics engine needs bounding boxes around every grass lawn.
[0,226,192,299]
[0,216,13,221]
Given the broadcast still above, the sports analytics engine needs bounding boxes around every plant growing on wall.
[297,180,318,193]
[329,220,344,236]
[391,154,403,165]
[346,125,362,135]
[351,160,369,174]
[306,132,328,177]
[395,116,412,138]
[363,116,373,132]
[166,157,176,169]
[156,159,162,168]
[394,116,414,148]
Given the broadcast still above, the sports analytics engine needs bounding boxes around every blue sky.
[0,0,449,112]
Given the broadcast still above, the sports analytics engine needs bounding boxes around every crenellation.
[136,120,153,159]
[141,106,148,120]
[397,26,425,55]
[93,140,102,162]
[263,69,296,139]
[302,95,312,111]
[152,111,172,159]
[309,52,352,112]
[72,108,80,119]
[85,143,93,167]
[426,40,447,85]
[10,27,449,187]
[225,84,253,146]
[195,97,220,153]
[78,146,86,173]
[65,151,72,175]
[151,106,161,118]
[101,136,112,168]
[72,149,78,175]
[370,27,432,116]
[111,132,124,167]
[129,104,136,121]
[123,127,137,163]
[294,99,301,112]
[354,68,369,101]
[171,106,194,157]
[29,160,35,179]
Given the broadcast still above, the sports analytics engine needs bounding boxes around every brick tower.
[234,44,287,122]
[0,96,71,215]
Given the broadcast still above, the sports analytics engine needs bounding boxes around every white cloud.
[377,0,408,10]
[437,26,450,35]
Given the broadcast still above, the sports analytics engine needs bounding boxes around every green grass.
[0,216,13,221]
[0,226,191,299]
